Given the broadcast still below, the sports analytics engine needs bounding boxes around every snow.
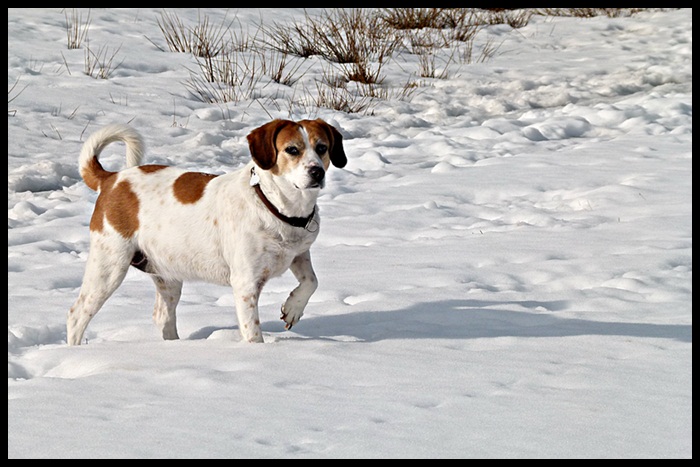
[7,8,692,459]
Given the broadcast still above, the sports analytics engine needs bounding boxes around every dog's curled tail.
[78,124,145,191]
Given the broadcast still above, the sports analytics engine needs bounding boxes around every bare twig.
[64,8,91,49]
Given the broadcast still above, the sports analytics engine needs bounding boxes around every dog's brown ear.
[316,119,347,168]
[247,119,290,170]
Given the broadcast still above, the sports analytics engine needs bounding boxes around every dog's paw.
[239,327,264,343]
[280,302,304,330]
[247,333,264,343]
[238,319,264,343]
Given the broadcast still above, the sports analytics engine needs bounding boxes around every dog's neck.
[250,167,318,225]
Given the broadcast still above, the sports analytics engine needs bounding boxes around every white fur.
[67,120,343,344]
[79,123,144,171]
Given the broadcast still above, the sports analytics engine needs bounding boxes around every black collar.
[251,169,317,230]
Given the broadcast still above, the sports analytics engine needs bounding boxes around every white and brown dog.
[67,119,346,344]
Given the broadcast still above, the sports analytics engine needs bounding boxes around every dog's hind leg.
[151,276,182,340]
[67,235,133,345]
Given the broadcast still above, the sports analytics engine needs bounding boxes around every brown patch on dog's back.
[82,156,114,192]
[89,174,116,232]
[139,164,168,174]
[90,178,140,238]
[173,172,218,204]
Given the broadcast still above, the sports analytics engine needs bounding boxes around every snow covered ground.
[7,8,692,458]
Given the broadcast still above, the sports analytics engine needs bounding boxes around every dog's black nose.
[308,165,325,184]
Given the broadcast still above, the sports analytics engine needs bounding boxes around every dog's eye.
[315,144,328,155]
[285,146,300,156]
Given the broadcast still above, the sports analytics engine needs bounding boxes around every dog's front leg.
[231,276,265,343]
[281,250,318,330]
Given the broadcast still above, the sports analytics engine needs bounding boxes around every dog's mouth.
[295,180,324,190]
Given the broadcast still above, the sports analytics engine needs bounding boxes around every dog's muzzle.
[308,165,325,188]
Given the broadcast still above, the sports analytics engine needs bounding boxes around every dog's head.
[247,119,347,190]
